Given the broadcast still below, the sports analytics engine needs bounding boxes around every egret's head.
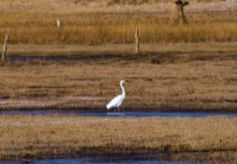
[120,80,126,84]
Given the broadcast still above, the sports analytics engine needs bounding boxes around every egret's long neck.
[120,82,125,98]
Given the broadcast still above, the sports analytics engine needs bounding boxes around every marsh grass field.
[0,115,237,161]
[1,0,237,44]
[0,42,236,111]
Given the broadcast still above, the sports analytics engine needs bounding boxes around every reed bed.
[0,1,237,45]
[0,15,237,45]
[1,21,237,44]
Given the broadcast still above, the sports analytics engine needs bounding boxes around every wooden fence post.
[135,27,140,54]
[56,19,63,42]
[2,34,8,62]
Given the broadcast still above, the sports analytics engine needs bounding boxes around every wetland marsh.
[0,0,237,162]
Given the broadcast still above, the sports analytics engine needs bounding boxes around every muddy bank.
[0,96,237,112]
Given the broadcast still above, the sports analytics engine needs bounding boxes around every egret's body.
[106,80,126,111]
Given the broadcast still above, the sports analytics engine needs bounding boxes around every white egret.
[106,80,126,111]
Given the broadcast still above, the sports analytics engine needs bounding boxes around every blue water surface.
[0,153,209,164]
[1,159,191,164]
[0,109,237,117]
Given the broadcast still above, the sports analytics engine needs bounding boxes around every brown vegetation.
[0,1,237,45]
[0,1,236,111]
[0,115,236,159]
[1,13,237,44]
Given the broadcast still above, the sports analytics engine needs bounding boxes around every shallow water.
[9,55,120,62]
[0,152,232,164]
[0,109,237,117]
[0,159,200,164]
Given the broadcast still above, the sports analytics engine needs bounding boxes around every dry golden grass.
[1,13,237,44]
[1,21,236,44]
[0,115,236,159]
[0,1,237,44]
[0,43,236,111]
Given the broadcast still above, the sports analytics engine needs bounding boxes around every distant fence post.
[56,19,63,42]
[2,34,8,63]
[171,0,189,24]
[135,27,140,54]
[56,19,61,29]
